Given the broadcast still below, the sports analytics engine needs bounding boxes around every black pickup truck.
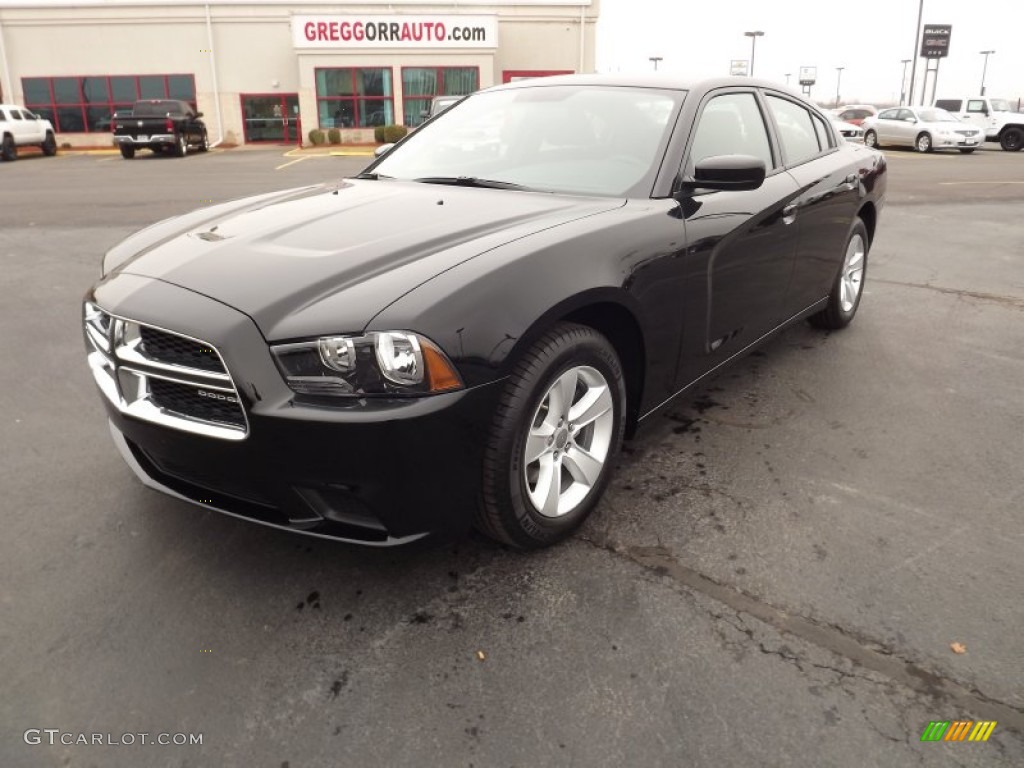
[113,100,209,159]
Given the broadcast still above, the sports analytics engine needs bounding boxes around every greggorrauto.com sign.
[293,15,498,49]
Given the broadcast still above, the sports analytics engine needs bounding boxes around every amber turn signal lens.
[422,341,462,392]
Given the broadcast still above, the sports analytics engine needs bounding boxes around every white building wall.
[0,1,598,147]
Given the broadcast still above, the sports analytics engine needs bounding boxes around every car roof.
[486,73,806,97]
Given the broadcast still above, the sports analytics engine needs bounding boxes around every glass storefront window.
[402,67,478,127]
[316,68,393,129]
[22,75,195,133]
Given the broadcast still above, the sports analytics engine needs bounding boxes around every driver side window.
[689,92,773,170]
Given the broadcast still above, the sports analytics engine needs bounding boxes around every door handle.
[782,204,797,224]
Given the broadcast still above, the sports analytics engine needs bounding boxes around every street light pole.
[907,0,924,105]
[785,73,791,85]
[835,67,845,108]
[744,31,764,77]
[979,50,995,96]
[899,59,911,105]
[649,56,663,72]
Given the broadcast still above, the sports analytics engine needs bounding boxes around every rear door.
[873,108,899,143]
[764,92,860,313]
[962,99,990,134]
[20,110,45,142]
[892,109,918,145]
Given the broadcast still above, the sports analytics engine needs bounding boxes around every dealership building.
[0,0,598,146]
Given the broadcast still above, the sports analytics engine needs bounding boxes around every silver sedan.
[862,107,983,153]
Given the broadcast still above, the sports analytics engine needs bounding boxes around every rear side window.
[0,110,6,122]
[811,112,834,150]
[966,100,987,113]
[878,109,898,119]
[766,95,820,166]
[935,99,961,112]
[689,92,774,170]
[11,110,23,120]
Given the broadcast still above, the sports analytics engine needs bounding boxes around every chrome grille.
[140,326,225,373]
[84,303,248,441]
[955,129,977,136]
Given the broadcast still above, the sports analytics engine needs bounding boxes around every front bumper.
[934,134,981,149]
[86,274,502,545]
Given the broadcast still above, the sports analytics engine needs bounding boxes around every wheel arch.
[857,201,877,245]
[502,289,648,435]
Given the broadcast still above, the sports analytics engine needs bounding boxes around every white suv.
[933,97,1024,152]
[0,104,58,161]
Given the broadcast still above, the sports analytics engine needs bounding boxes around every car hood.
[927,120,978,131]
[107,179,624,340]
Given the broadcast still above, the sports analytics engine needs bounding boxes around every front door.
[674,89,800,387]
[241,94,300,143]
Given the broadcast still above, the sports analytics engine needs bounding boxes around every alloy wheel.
[840,233,866,312]
[523,365,615,518]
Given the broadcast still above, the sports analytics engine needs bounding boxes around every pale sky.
[596,0,1024,107]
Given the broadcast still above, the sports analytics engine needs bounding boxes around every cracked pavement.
[2,147,1023,766]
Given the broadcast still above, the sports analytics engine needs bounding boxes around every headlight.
[271,331,463,397]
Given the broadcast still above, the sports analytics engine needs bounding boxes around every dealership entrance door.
[241,94,299,143]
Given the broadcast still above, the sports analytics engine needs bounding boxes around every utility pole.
[835,67,845,108]
[649,56,662,72]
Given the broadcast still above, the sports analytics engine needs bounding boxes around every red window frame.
[501,70,573,84]
[22,74,196,133]
[400,66,480,126]
[314,67,394,129]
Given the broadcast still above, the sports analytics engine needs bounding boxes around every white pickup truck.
[933,97,1024,152]
[0,104,58,160]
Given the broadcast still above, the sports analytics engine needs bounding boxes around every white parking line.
[275,156,309,170]
[939,180,1024,185]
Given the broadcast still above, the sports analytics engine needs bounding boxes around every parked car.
[834,105,877,126]
[0,104,58,160]
[423,94,463,120]
[83,75,886,549]
[831,117,864,142]
[933,96,1024,151]
[113,99,208,159]
[862,106,982,153]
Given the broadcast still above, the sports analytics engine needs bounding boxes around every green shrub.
[382,124,408,144]
[308,129,326,146]
[374,125,387,143]
[327,128,341,145]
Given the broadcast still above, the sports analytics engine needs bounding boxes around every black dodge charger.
[83,75,886,549]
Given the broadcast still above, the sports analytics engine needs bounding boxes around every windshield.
[371,85,685,197]
[989,99,1013,112]
[917,108,957,123]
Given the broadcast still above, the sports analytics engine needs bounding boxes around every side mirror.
[374,143,395,158]
[680,154,766,193]
[195,111,204,118]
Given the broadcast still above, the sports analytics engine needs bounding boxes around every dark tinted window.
[878,109,898,119]
[11,110,23,120]
[134,101,186,117]
[690,92,773,169]
[111,76,138,102]
[139,76,166,100]
[935,99,961,111]
[23,78,50,103]
[766,95,820,165]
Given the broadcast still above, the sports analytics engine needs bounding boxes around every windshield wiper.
[353,172,394,180]
[413,176,532,191]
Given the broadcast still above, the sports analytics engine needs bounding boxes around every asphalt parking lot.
[2,144,1023,767]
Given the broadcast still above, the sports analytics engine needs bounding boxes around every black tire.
[198,130,210,152]
[119,144,135,159]
[477,323,626,549]
[41,132,58,157]
[173,132,187,157]
[999,127,1023,152]
[1,134,17,161]
[915,133,933,153]
[863,130,879,149]
[809,218,870,331]
[958,148,976,154]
